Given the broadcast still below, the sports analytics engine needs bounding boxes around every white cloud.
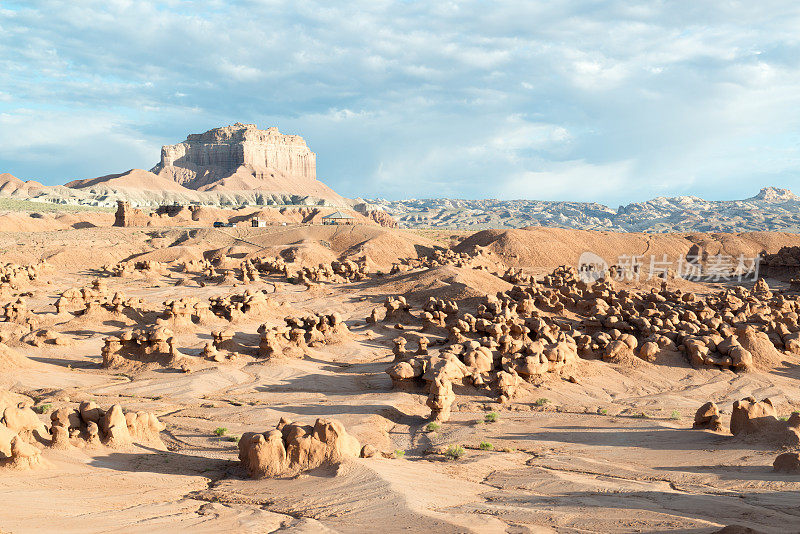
[216,59,265,82]
[2,1,800,204]
[0,108,161,179]
[498,160,635,201]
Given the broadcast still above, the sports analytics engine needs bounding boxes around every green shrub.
[479,441,493,450]
[599,408,608,415]
[534,398,548,407]
[214,427,228,437]
[484,412,498,423]
[426,422,441,432]
[780,416,788,422]
[670,410,681,420]
[34,403,52,414]
[394,449,405,459]
[445,445,465,460]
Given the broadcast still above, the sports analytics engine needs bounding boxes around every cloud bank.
[2,0,800,204]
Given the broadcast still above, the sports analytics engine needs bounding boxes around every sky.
[2,0,800,206]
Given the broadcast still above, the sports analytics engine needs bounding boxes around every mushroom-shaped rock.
[2,435,43,468]
[238,430,287,479]
[730,397,777,436]
[692,401,723,432]
[773,452,800,473]
[100,404,133,447]
[637,341,659,362]
[426,377,455,422]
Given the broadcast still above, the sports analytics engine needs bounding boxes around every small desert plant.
[394,449,405,459]
[34,403,52,414]
[214,427,228,437]
[534,398,548,407]
[224,435,240,443]
[445,445,465,460]
[479,441,493,450]
[426,422,441,432]
[670,410,681,420]
[484,412,498,423]
[780,416,788,422]
[599,408,608,415]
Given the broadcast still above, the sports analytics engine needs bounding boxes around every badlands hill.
[0,173,48,196]
[370,187,800,233]
[454,226,800,272]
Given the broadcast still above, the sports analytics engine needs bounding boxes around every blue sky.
[2,0,800,205]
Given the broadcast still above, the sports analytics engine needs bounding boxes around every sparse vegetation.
[635,412,649,419]
[534,398,548,407]
[484,412,498,423]
[224,435,240,443]
[780,416,788,422]
[214,427,228,437]
[425,422,441,432]
[0,198,114,213]
[479,441,493,450]
[599,408,608,415]
[394,449,405,459]
[445,445,465,460]
[34,403,52,414]
[670,410,681,420]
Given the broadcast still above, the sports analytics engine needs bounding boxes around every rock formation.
[101,327,184,369]
[49,401,165,449]
[693,402,723,431]
[238,417,362,478]
[774,452,800,473]
[113,201,148,227]
[729,397,800,445]
[152,123,317,189]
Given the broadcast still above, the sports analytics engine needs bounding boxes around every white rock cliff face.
[153,123,317,189]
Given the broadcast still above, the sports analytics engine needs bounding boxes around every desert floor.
[0,223,798,534]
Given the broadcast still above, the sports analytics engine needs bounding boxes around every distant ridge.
[368,187,800,233]
[749,186,799,202]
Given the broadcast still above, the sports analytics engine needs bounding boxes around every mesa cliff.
[62,123,347,207]
[151,123,317,189]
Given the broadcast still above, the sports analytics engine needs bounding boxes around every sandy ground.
[0,223,799,534]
